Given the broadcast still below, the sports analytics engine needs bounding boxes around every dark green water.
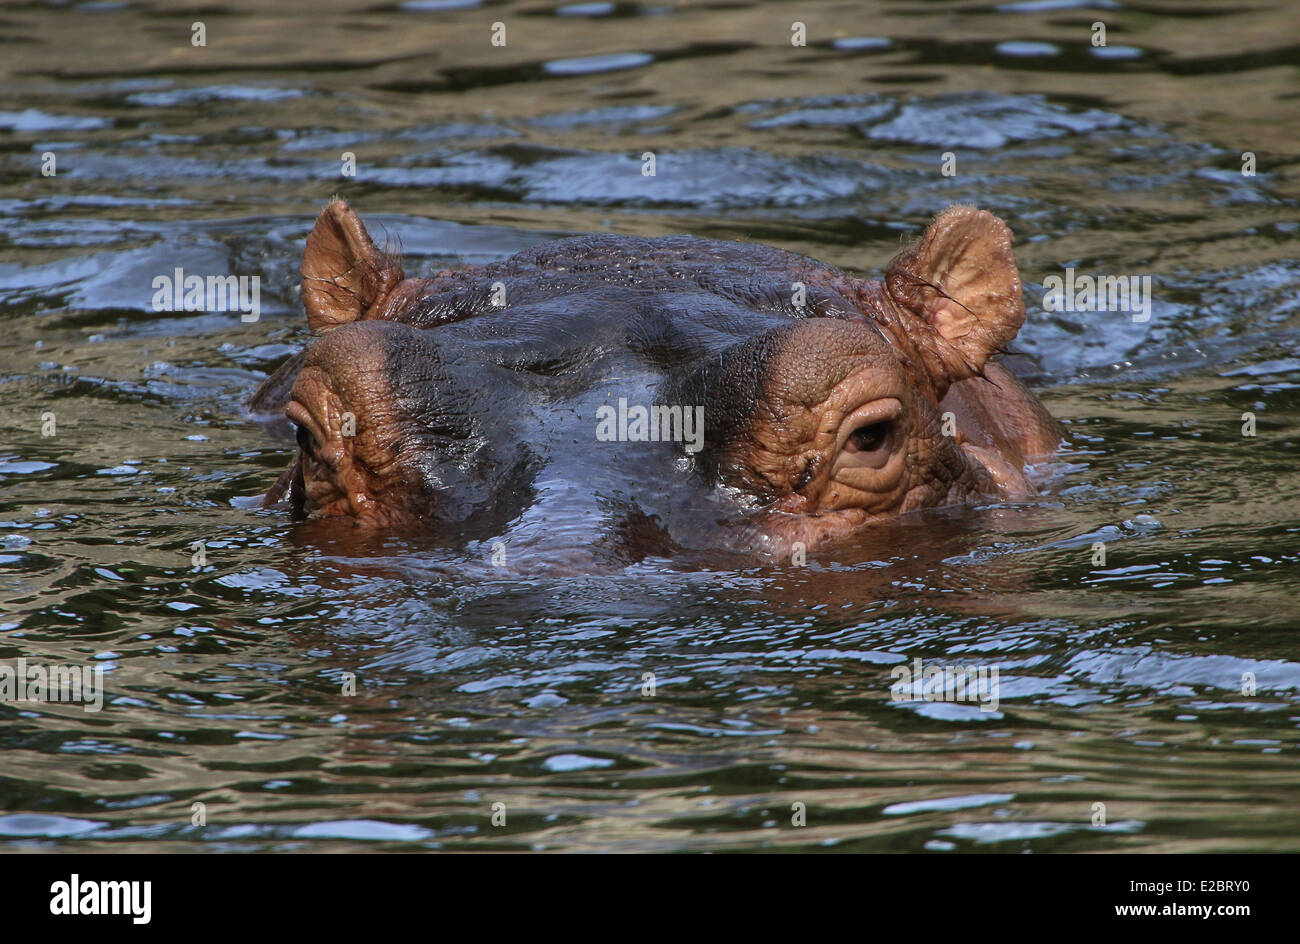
[1,0,1297,852]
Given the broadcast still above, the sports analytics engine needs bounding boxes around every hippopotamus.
[247,200,1060,561]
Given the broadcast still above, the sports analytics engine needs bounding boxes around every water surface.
[1,0,1298,852]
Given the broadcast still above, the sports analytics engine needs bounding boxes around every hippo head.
[661,208,1034,549]
[258,201,1053,554]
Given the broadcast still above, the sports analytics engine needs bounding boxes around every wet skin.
[248,200,1062,559]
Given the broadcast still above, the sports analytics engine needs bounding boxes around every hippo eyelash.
[793,455,820,492]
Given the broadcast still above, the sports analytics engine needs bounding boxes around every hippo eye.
[832,397,903,480]
[845,421,890,455]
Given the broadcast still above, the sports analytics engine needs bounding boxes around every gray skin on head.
[247,199,1062,556]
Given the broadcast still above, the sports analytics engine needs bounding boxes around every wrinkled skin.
[248,200,1061,559]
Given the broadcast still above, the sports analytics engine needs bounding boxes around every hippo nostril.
[295,422,313,453]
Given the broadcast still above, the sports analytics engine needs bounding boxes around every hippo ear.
[301,198,405,335]
[884,206,1024,382]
